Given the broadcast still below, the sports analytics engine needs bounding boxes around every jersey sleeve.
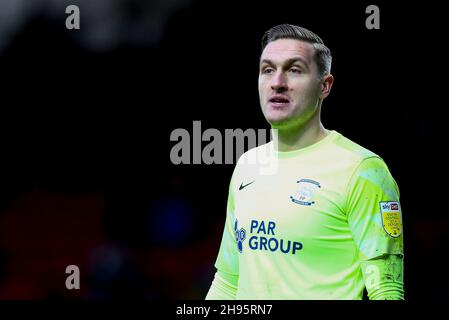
[205,270,238,300]
[345,156,404,261]
[360,254,404,300]
[214,177,239,276]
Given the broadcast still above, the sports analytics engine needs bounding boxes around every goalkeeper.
[206,24,404,300]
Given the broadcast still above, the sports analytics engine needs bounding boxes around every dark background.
[0,0,446,300]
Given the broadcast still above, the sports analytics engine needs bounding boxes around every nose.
[271,71,288,92]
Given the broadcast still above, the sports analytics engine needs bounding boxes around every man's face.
[258,39,324,129]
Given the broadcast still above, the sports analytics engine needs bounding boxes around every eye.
[262,67,274,74]
[289,67,302,74]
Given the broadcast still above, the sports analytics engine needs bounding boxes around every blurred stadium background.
[0,0,446,299]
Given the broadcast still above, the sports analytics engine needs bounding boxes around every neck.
[272,114,329,152]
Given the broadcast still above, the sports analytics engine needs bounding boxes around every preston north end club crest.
[290,179,321,206]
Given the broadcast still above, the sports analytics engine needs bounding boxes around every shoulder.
[229,142,273,186]
[328,131,396,178]
[328,132,398,192]
[330,131,381,164]
[236,141,273,166]
[334,134,399,198]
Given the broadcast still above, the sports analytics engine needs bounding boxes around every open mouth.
[269,96,290,106]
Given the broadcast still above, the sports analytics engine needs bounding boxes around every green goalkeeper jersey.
[214,130,403,299]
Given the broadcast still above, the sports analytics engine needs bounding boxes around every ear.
[320,74,334,99]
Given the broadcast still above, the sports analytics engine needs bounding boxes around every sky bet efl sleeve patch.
[380,201,402,238]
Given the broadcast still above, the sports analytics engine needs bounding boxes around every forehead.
[261,38,315,65]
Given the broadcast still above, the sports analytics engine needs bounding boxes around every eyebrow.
[260,57,309,69]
